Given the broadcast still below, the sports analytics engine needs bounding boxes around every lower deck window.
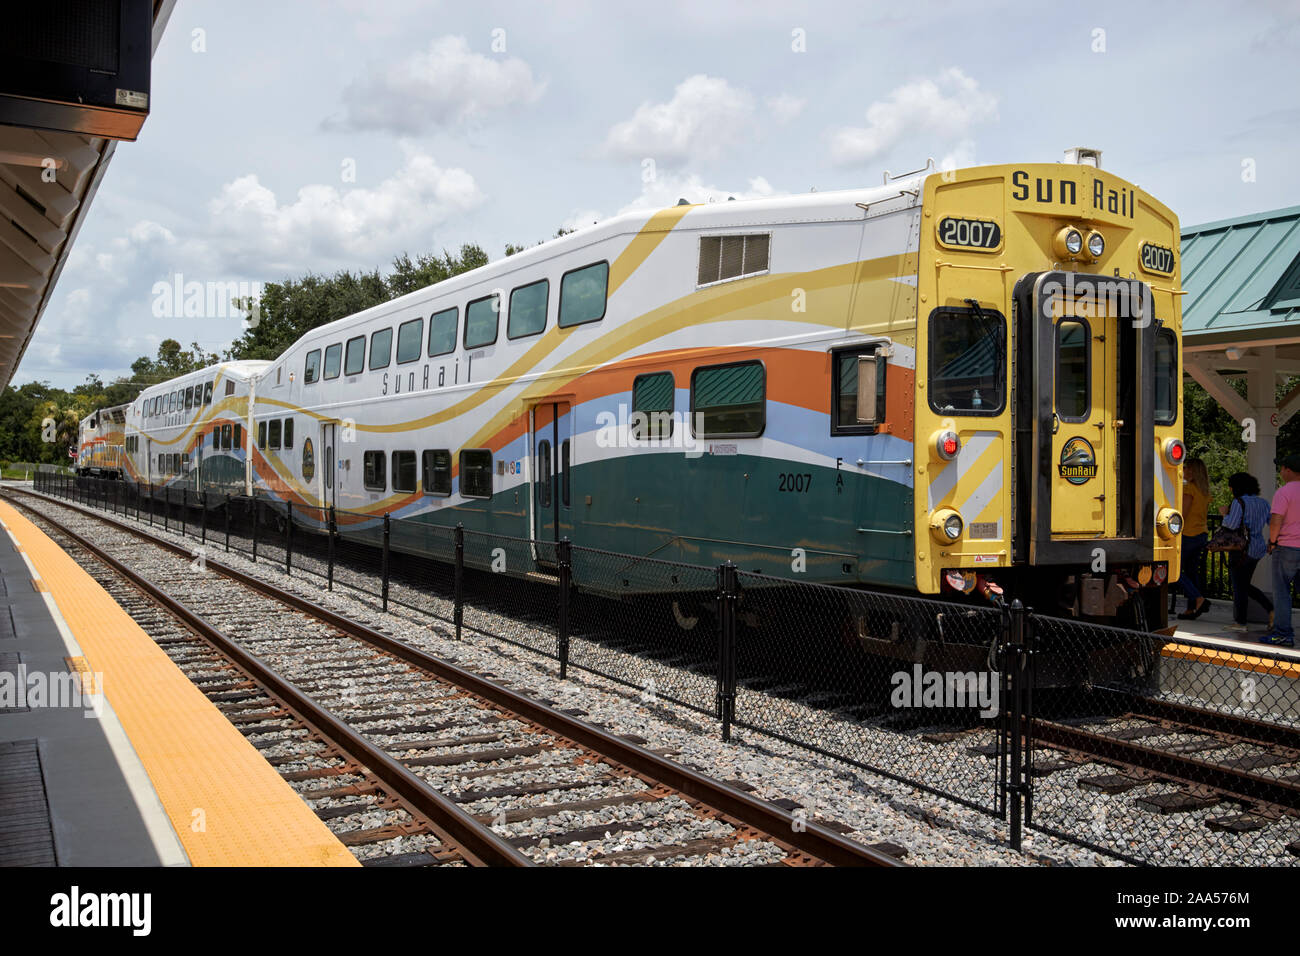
[459,449,493,498]
[363,451,386,491]
[691,361,765,438]
[422,449,451,496]
[392,450,417,493]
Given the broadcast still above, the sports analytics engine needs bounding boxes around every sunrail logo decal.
[1059,436,1098,485]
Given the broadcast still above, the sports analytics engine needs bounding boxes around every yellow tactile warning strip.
[0,500,358,867]
[1161,641,1300,680]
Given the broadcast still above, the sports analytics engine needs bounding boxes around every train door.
[531,401,572,545]
[1049,296,1116,538]
[321,422,336,513]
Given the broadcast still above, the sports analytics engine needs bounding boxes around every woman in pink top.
[1264,454,1300,646]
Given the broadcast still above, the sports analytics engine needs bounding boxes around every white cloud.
[332,35,546,133]
[829,68,997,166]
[205,152,484,273]
[603,75,757,165]
[766,93,805,123]
[562,172,784,230]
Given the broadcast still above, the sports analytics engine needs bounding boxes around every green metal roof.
[1181,204,1300,343]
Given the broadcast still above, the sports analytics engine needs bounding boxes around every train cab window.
[1055,319,1090,422]
[258,421,267,450]
[221,424,231,449]
[1154,327,1178,426]
[324,343,342,379]
[459,449,493,498]
[397,319,423,364]
[559,261,609,328]
[304,349,321,384]
[428,308,458,357]
[392,451,417,493]
[283,417,294,450]
[268,419,281,450]
[465,294,500,349]
[632,372,674,440]
[927,307,1006,416]
[225,381,235,396]
[344,336,365,376]
[691,361,766,438]
[370,328,393,370]
[508,279,549,339]
[832,347,887,434]
[537,439,552,507]
[363,451,386,491]
[422,449,452,496]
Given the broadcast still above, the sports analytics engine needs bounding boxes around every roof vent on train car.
[1063,147,1102,168]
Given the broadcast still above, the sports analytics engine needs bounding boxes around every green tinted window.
[324,343,342,379]
[397,318,423,364]
[692,362,764,437]
[508,279,549,339]
[428,308,458,357]
[370,327,393,370]
[344,336,365,375]
[465,295,499,349]
[559,262,608,327]
[633,372,674,439]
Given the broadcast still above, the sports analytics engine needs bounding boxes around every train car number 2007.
[778,473,812,492]
[937,217,1002,251]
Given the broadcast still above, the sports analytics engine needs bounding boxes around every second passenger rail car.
[104,156,1185,630]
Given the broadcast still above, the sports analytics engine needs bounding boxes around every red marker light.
[1172,444,1183,461]
[943,437,958,456]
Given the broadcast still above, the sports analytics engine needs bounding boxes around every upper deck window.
[344,336,365,376]
[559,261,608,328]
[428,308,458,357]
[370,327,393,370]
[508,279,549,340]
[465,294,500,349]
[324,343,342,379]
[396,319,423,364]
[927,306,1006,416]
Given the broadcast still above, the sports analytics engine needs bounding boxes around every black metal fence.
[28,471,1300,866]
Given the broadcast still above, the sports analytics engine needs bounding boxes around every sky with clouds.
[17,0,1300,389]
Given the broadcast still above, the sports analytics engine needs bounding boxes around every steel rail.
[15,488,901,866]
[18,496,532,867]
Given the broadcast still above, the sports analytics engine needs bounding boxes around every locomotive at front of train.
[908,155,1183,681]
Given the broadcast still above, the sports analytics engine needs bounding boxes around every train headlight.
[1157,508,1183,540]
[1162,438,1186,466]
[932,429,961,461]
[1053,227,1084,259]
[1087,230,1105,258]
[930,508,964,543]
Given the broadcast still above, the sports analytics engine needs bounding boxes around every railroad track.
[4,488,900,867]
[1027,700,1300,843]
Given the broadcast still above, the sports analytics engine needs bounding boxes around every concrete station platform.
[0,498,357,867]
[1160,602,1300,718]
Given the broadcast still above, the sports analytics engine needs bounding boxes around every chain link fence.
[29,472,1300,865]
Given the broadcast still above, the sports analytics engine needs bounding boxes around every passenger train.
[79,154,1186,630]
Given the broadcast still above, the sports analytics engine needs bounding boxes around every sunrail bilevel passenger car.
[230,151,1183,632]
[76,404,128,478]
[124,360,270,495]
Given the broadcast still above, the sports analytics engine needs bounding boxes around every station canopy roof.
[1181,204,1300,351]
[0,1,174,391]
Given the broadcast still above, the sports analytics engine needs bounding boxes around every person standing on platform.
[1220,472,1273,633]
[1176,457,1212,619]
[1263,455,1300,648]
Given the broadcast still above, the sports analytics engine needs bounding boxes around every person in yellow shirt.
[1176,457,1212,619]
